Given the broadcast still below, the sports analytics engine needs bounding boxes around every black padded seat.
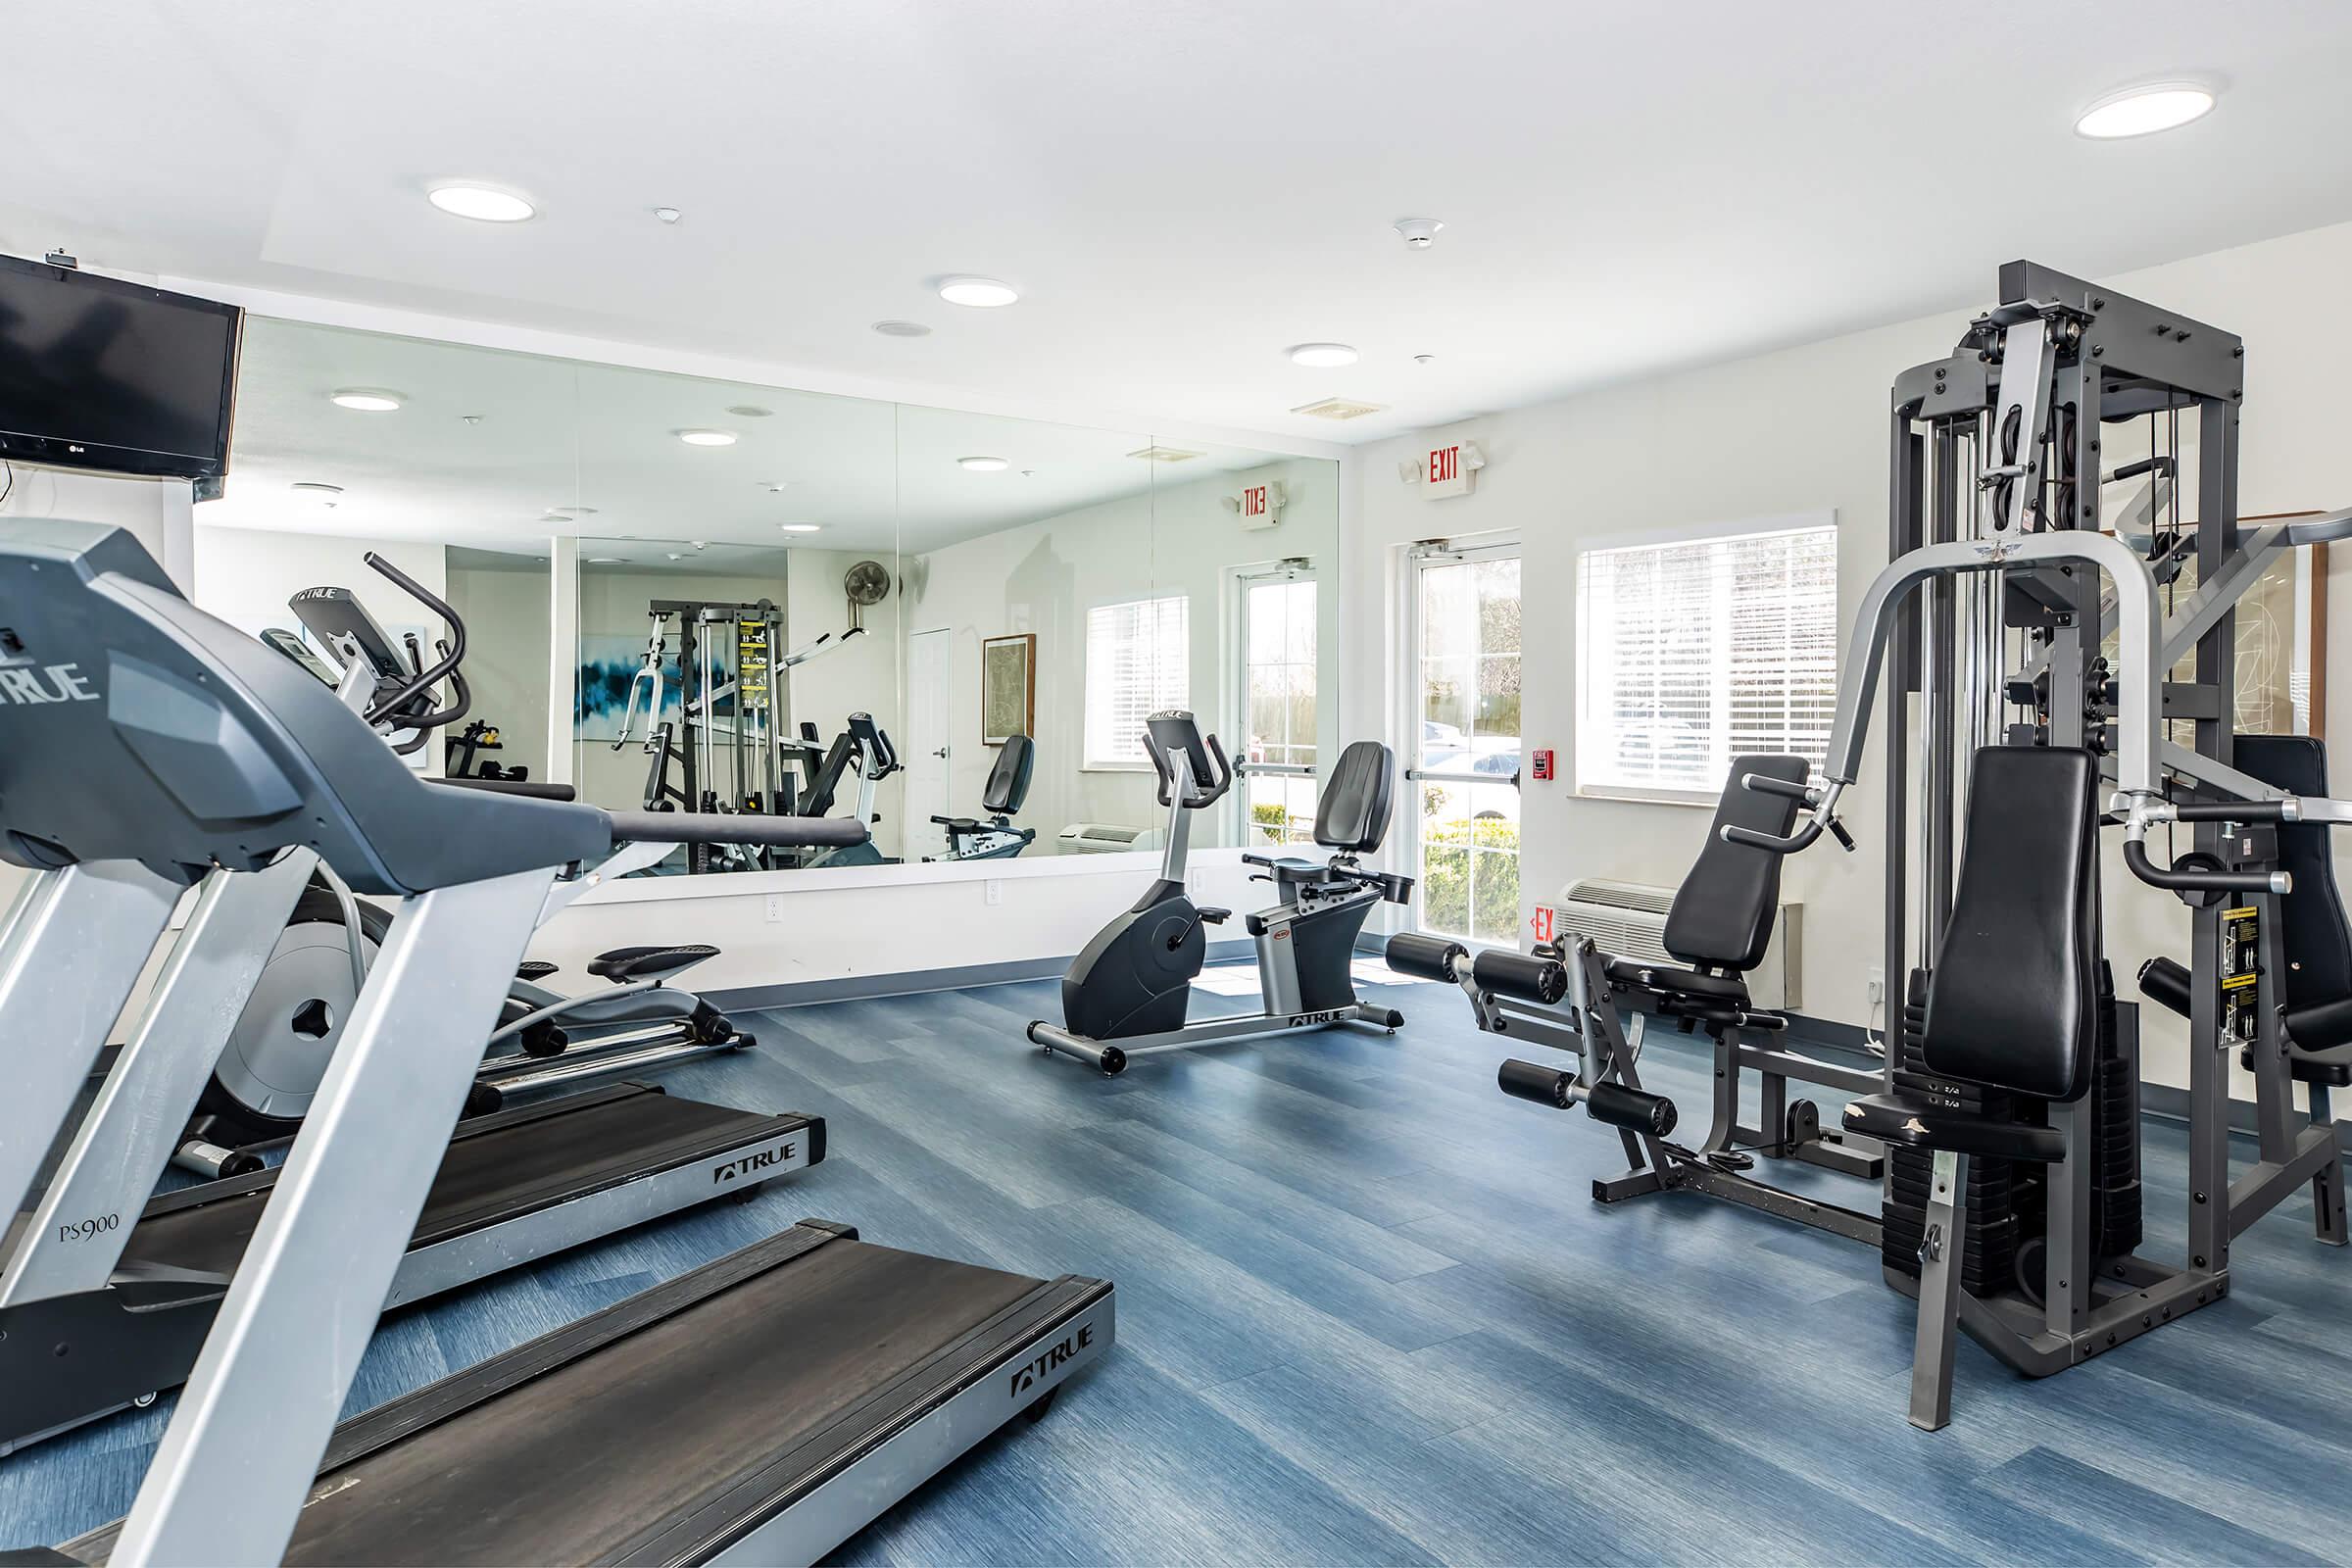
[2233,735,2352,1084]
[983,735,1035,815]
[1313,741,1396,854]
[1841,1094,2066,1163]
[588,944,719,982]
[1663,754,1807,971]
[1852,747,2102,1154]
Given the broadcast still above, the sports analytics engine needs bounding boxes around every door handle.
[933,748,950,759]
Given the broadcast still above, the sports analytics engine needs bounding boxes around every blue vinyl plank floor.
[6,959,2351,1564]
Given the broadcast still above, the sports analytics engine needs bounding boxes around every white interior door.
[904,627,953,858]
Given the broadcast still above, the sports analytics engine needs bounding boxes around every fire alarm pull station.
[1531,749,1554,782]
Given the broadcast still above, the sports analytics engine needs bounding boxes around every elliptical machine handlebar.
[357,551,470,733]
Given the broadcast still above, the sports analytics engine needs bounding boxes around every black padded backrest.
[1924,747,2098,1102]
[0,520,610,895]
[984,734,1035,815]
[2234,735,2351,1011]
[1313,740,1396,853]
[1661,755,1806,971]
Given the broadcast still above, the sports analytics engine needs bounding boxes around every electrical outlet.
[1866,964,1886,1006]
[985,878,1003,906]
[764,894,786,923]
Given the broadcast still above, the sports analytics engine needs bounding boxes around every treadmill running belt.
[260,1226,1108,1565]
[123,1085,801,1279]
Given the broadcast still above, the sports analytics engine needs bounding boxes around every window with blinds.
[1575,519,1838,800]
[1084,595,1189,768]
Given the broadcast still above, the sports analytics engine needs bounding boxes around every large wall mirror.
[198,316,1340,891]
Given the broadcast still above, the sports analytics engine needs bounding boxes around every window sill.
[1572,785,1717,809]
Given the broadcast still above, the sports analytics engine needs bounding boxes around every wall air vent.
[1291,397,1389,420]
[1126,445,1204,463]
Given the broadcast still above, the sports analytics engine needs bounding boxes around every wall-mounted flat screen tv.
[0,254,241,481]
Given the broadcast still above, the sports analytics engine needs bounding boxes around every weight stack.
[1881,968,2021,1295]
[2089,964,2142,1259]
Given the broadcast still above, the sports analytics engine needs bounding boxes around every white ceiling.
[207,317,1285,557]
[7,1,2351,444]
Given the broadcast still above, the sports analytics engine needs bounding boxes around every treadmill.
[0,1088,820,1456]
[59,1224,1112,1566]
[0,520,1114,1566]
[0,560,828,1458]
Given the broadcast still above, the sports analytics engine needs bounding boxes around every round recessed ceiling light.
[2076,83,2216,139]
[427,184,537,222]
[675,428,738,447]
[587,556,626,564]
[872,319,932,337]
[1413,353,1438,366]
[779,523,822,534]
[957,456,1009,472]
[549,504,599,515]
[937,276,1019,308]
[654,206,682,224]
[329,388,404,412]
[727,405,773,418]
[291,481,343,507]
[1288,343,1359,368]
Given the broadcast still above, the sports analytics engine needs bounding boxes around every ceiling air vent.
[1291,397,1389,420]
[1126,445,1204,463]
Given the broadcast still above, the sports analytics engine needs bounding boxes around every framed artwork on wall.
[982,633,1036,747]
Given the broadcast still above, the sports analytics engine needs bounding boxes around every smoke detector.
[1394,218,1445,249]
[1291,396,1389,421]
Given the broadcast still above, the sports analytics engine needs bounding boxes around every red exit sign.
[1422,442,1477,499]
[1243,484,1268,517]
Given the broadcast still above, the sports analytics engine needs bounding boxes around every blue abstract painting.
[575,632,738,741]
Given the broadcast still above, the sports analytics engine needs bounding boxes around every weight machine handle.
[2123,839,2289,897]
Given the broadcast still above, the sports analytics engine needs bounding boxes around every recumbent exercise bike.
[1029,710,1410,1074]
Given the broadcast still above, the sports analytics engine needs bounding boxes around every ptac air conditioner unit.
[1056,822,1166,855]
[1554,878,1800,1012]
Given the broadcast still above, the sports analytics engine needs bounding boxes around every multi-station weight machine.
[612,598,867,872]
[1405,259,2352,1429]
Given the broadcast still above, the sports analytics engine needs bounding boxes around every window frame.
[1571,511,1838,808]
[1230,562,1320,845]
[1081,592,1190,772]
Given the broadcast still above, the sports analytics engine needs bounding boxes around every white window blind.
[1576,520,1838,799]
[1084,595,1189,768]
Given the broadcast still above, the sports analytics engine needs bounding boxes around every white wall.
[902,457,1340,848]
[1345,219,2352,1095]
[444,564,553,780]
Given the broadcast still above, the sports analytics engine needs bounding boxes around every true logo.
[0,662,98,706]
[710,1141,796,1183]
[1285,1007,1348,1029]
[1007,1323,1094,1397]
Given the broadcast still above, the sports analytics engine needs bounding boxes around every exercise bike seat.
[587,944,720,983]
[515,959,561,982]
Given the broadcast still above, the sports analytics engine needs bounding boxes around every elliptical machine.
[1028,710,1411,1074]
[804,711,902,866]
